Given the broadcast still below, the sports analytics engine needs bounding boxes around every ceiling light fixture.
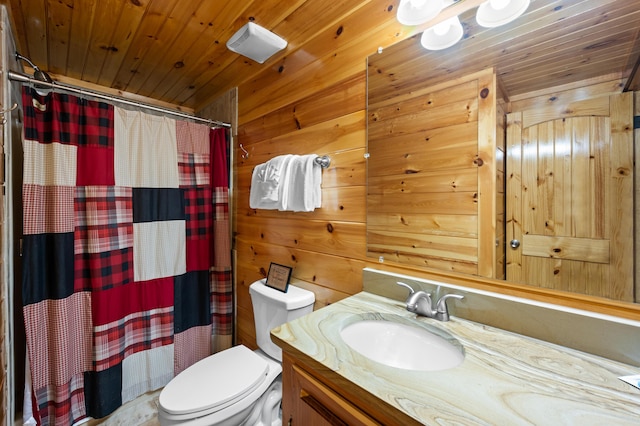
[476,0,530,28]
[397,0,444,26]
[420,16,463,50]
[226,22,287,64]
[396,0,529,50]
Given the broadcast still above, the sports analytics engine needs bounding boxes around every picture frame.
[265,262,292,292]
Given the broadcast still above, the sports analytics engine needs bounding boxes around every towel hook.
[239,143,249,159]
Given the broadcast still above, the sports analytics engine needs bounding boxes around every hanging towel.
[249,154,293,209]
[282,154,322,212]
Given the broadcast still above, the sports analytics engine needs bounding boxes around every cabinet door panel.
[286,362,380,426]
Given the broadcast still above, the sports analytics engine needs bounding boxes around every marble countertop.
[272,291,640,425]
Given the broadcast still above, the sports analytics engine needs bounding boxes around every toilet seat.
[159,345,270,417]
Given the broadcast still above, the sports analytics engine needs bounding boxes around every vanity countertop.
[271,291,640,425]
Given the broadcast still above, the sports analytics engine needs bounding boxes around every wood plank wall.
[366,67,499,276]
[230,8,636,347]
[234,71,370,346]
[507,77,634,301]
[232,3,403,347]
[495,97,506,280]
[231,22,505,346]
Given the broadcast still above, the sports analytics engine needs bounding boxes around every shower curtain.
[20,86,233,425]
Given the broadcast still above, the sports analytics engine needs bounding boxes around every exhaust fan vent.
[226,22,287,64]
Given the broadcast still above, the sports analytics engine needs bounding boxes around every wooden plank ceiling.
[4,0,639,111]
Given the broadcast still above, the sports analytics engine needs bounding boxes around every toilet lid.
[159,345,269,415]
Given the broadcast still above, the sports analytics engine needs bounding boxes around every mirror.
[366,0,638,306]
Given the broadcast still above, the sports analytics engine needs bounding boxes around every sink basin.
[340,319,464,371]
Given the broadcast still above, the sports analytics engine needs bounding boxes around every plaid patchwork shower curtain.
[21,87,233,425]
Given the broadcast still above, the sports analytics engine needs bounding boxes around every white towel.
[249,155,293,209]
[282,154,322,212]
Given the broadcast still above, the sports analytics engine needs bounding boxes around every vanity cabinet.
[275,289,640,425]
[281,352,420,426]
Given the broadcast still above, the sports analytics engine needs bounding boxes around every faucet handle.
[396,281,415,294]
[435,294,464,321]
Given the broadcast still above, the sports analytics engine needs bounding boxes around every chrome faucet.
[397,281,464,322]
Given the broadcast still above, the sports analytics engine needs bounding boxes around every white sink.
[340,319,464,371]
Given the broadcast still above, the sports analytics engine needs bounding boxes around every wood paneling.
[506,92,634,301]
[236,185,366,223]
[239,111,365,170]
[522,235,610,263]
[237,73,365,145]
[283,359,383,426]
[368,168,478,195]
[236,217,367,260]
[367,61,499,278]
[365,128,479,176]
[233,63,372,342]
[495,98,506,279]
[235,239,366,297]
[476,70,498,278]
[521,96,612,128]
[5,0,640,110]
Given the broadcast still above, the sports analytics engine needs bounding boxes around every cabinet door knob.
[510,239,520,249]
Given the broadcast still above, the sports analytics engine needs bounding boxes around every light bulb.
[489,0,510,10]
[433,21,451,36]
[421,16,462,50]
[477,0,529,28]
[397,0,444,26]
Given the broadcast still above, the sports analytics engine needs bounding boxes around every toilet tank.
[249,279,315,361]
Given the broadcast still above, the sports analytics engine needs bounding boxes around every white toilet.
[157,279,315,426]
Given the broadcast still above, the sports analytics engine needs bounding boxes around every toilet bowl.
[158,279,315,425]
[157,346,281,425]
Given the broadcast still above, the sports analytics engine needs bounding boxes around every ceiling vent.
[226,22,287,64]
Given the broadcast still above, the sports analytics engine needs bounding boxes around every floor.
[84,390,161,426]
[16,389,161,426]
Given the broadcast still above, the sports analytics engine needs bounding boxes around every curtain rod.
[7,70,231,128]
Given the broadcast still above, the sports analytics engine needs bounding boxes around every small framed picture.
[266,262,292,292]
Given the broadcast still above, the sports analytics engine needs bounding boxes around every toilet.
[157,279,315,426]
